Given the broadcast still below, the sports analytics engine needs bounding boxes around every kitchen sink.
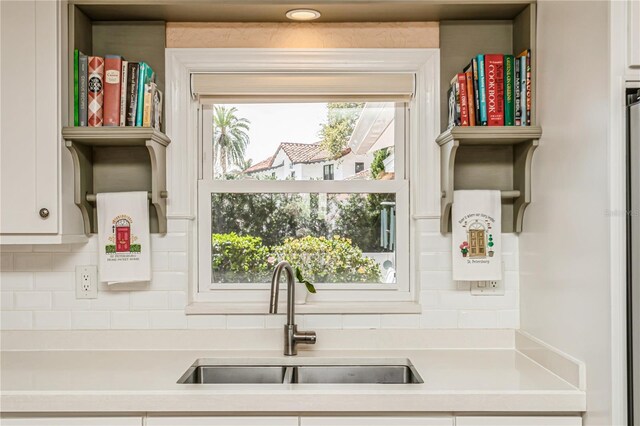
[178,360,423,384]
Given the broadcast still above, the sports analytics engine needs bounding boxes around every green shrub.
[273,235,381,283]
[105,245,116,253]
[129,244,141,253]
[211,233,272,283]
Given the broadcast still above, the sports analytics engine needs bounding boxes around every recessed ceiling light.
[286,9,321,21]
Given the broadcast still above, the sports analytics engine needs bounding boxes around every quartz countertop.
[0,348,586,414]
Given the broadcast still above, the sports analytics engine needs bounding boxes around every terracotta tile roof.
[345,169,372,180]
[243,142,351,173]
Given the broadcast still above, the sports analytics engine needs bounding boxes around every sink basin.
[178,360,423,384]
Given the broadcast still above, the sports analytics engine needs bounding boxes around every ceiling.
[74,0,531,22]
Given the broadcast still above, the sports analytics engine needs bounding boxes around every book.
[135,63,155,126]
[457,73,470,126]
[447,86,455,129]
[125,62,140,126]
[504,54,515,126]
[119,60,128,126]
[74,49,79,126]
[522,49,532,126]
[463,66,476,126]
[153,87,163,131]
[471,58,481,124]
[476,54,488,126]
[87,56,105,127]
[484,54,504,126]
[518,53,527,126]
[450,75,461,127]
[514,56,522,126]
[103,55,123,126]
[142,82,156,127]
[78,52,88,127]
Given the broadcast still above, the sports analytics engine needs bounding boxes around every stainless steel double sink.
[178,359,423,384]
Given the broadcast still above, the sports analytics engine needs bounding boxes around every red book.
[103,55,122,126]
[484,54,505,126]
[457,73,469,126]
[87,56,104,127]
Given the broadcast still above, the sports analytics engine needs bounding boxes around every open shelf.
[62,127,170,235]
[436,126,542,234]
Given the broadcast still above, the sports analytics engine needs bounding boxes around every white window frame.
[165,49,441,314]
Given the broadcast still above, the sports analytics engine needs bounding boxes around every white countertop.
[0,348,586,414]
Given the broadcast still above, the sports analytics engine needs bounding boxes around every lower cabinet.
[1,418,142,426]
[301,417,452,426]
[456,416,582,426]
[146,418,298,426]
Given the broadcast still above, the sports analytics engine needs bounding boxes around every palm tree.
[212,106,250,177]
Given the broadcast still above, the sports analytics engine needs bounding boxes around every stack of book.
[447,49,531,128]
[73,50,163,131]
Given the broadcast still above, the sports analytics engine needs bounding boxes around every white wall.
[519,1,612,425]
[0,218,519,330]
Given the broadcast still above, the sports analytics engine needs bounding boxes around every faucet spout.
[268,261,316,356]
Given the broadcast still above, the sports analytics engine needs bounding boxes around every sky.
[223,103,329,164]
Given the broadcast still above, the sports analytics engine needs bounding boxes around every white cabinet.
[301,417,453,426]
[629,0,640,68]
[456,416,582,426]
[147,417,298,426]
[1,418,142,426]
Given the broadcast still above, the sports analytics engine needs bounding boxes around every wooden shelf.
[437,126,542,234]
[62,127,170,235]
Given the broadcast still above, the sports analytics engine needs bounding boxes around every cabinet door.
[456,416,581,426]
[147,417,298,426]
[629,0,640,68]
[1,418,142,426]
[0,0,59,233]
[301,417,453,426]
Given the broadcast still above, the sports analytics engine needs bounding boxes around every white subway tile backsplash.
[227,315,265,329]
[51,252,91,272]
[187,315,227,329]
[458,310,498,329]
[111,311,149,329]
[13,253,52,271]
[498,309,520,328]
[419,310,458,328]
[151,252,169,271]
[420,252,452,271]
[72,311,110,329]
[33,244,71,253]
[90,291,130,310]
[420,271,454,290]
[168,291,187,310]
[1,253,13,270]
[149,310,187,329]
[342,315,381,329]
[70,237,98,253]
[302,314,342,329]
[419,290,441,308]
[34,272,74,291]
[151,234,188,252]
[420,233,450,252]
[34,311,71,329]
[0,272,33,291]
[265,314,287,329]
[14,292,51,310]
[169,252,188,271]
[380,314,420,329]
[1,311,33,329]
[0,244,33,253]
[150,272,188,290]
[52,291,91,311]
[130,291,169,310]
[1,292,14,310]
[166,219,189,233]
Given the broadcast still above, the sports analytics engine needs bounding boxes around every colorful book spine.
[87,56,104,127]
[125,62,140,126]
[504,54,515,126]
[103,55,123,126]
[142,82,156,127]
[450,75,461,126]
[514,56,522,126]
[471,58,481,124]
[457,73,470,126]
[518,53,527,126]
[484,54,504,126]
[464,67,476,126]
[153,88,163,131]
[78,52,88,127]
[476,54,488,126]
[135,63,154,126]
[119,60,128,126]
[523,49,532,125]
[74,49,79,126]
[447,86,455,129]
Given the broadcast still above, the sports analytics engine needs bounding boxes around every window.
[323,164,334,180]
[196,74,413,306]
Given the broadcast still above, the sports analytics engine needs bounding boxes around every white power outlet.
[470,279,505,295]
[75,265,98,299]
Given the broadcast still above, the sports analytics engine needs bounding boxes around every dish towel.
[97,192,151,285]
[451,190,502,281]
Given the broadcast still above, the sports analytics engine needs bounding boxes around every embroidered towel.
[452,190,502,281]
[97,192,151,285]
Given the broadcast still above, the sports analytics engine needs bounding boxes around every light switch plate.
[76,265,98,299]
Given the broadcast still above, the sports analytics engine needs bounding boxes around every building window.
[355,162,365,174]
[323,164,334,180]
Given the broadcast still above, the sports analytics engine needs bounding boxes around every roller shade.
[191,73,414,103]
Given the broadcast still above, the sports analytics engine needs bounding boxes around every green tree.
[370,148,390,179]
[319,102,364,159]
[213,106,250,176]
[331,193,394,252]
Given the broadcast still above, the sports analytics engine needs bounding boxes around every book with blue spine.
[476,54,488,125]
[135,62,154,126]
[504,54,515,126]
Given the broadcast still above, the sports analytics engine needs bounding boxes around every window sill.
[186,301,422,315]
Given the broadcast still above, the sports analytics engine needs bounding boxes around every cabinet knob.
[39,208,50,218]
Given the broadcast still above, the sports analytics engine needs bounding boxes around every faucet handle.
[294,330,317,345]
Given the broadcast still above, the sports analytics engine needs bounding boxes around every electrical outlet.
[470,279,505,295]
[75,265,98,299]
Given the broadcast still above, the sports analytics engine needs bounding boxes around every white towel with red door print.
[452,190,502,281]
[97,192,151,285]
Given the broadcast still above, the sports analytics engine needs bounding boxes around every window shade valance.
[191,73,415,102]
